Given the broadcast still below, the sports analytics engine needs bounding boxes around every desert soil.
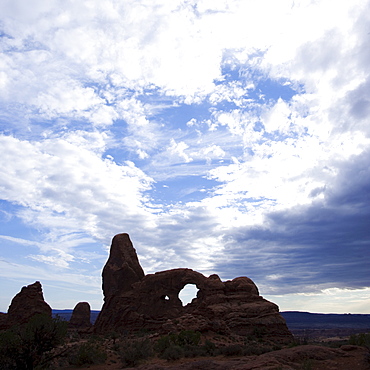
[61,344,370,370]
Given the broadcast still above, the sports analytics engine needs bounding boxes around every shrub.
[155,334,174,355]
[155,330,201,356]
[183,344,207,358]
[120,338,152,367]
[0,330,21,370]
[69,341,107,367]
[0,314,67,370]
[348,333,370,348]
[203,339,217,356]
[176,330,201,346]
[220,344,244,356]
[161,345,184,361]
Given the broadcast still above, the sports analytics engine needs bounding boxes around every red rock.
[0,312,8,330]
[6,281,52,328]
[95,234,293,343]
[69,301,91,329]
[102,233,145,300]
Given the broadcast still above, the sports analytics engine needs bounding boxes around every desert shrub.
[348,333,370,348]
[120,338,152,367]
[300,358,314,370]
[155,334,173,355]
[161,345,184,361]
[155,331,217,361]
[69,341,107,366]
[108,330,119,345]
[0,330,21,370]
[243,343,273,356]
[176,330,201,346]
[68,340,107,367]
[183,344,207,358]
[203,340,217,356]
[220,344,244,356]
[0,314,67,370]
[155,330,201,356]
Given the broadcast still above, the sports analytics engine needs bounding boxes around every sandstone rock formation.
[4,281,52,328]
[69,301,92,329]
[0,312,7,330]
[95,234,293,342]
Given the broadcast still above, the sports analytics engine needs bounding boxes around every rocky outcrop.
[69,302,92,329]
[0,312,7,330]
[102,233,145,300]
[95,234,293,342]
[4,281,52,328]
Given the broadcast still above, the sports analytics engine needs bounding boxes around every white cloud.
[168,139,193,163]
[29,251,75,269]
[1,0,370,313]
[0,133,154,242]
[268,287,370,314]
[262,98,292,134]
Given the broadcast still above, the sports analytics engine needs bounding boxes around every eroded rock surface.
[69,301,92,329]
[102,233,145,300]
[95,233,293,342]
[5,281,52,328]
[0,312,7,330]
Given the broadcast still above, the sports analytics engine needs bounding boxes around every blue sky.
[1,0,370,314]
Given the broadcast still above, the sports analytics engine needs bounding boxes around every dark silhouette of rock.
[5,281,52,328]
[69,302,92,329]
[95,234,293,342]
[0,312,7,330]
[102,233,145,300]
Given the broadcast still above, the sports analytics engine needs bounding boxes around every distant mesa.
[94,233,293,342]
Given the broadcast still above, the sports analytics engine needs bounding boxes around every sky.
[0,0,370,314]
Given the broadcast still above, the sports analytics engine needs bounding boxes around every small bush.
[183,344,207,358]
[177,330,201,346]
[161,345,184,361]
[348,333,370,348]
[155,330,201,356]
[301,358,314,370]
[0,314,67,370]
[220,344,243,356]
[0,330,21,370]
[155,334,174,355]
[69,341,107,367]
[120,338,152,367]
[203,340,217,356]
[243,344,272,356]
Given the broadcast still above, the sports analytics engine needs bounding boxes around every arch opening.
[179,284,199,306]
[161,295,170,301]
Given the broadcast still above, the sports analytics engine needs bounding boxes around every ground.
[56,331,370,370]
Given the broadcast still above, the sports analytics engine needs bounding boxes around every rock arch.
[179,283,199,306]
[94,234,293,343]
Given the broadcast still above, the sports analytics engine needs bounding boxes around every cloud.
[0,133,154,242]
[1,0,370,313]
[29,251,74,269]
[213,149,370,294]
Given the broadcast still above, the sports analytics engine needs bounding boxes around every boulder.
[6,281,52,328]
[95,234,293,343]
[69,301,92,329]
